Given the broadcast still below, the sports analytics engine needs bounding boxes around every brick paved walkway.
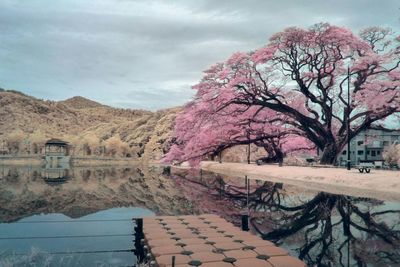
[142,214,306,267]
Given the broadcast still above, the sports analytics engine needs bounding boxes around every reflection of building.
[42,168,70,185]
[338,129,400,166]
[45,139,71,168]
[0,140,8,155]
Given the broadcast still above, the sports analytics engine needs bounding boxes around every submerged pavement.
[142,214,306,267]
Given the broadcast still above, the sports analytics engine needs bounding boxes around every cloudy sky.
[0,0,399,110]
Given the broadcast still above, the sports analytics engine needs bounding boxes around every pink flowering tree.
[166,24,399,165]
[164,73,314,167]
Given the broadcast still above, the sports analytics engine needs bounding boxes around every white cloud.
[0,0,398,110]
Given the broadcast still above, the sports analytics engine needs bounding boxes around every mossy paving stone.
[212,248,226,254]
[188,260,202,266]
[181,250,194,256]
[256,254,270,260]
[223,257,237,263]
[242,245,256,250]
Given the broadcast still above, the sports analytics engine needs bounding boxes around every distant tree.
[105,135,130,157]
[6,129,25,155]
[383,143,400,166]
[80,133,101,156]
[29,130,47,154]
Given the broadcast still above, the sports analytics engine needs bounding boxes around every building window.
[367,150,370,155]
[342,150,346,155]
[371,151,376,157]
[357,141,364,146]
[377,150,380,155]
[383,141,389,146]
[357,150,364,155]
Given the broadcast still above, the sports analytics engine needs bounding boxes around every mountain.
[0,89,179,162]
[59,96,105,109]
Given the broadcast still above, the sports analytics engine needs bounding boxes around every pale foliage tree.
[6,129,25,155]
[383,144,400,166]
[29,130,47,154]
[79,133,101,156]
[105,135,130,157]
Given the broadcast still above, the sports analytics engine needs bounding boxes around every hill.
[0,89,179,162]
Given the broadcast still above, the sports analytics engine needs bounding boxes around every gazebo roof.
[45,138,69,146]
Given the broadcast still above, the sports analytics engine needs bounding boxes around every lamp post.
[347,67,351,170]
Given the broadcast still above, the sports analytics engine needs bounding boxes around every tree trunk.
[319,143,338,165]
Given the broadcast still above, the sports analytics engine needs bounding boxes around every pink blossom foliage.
[165,23,400,166]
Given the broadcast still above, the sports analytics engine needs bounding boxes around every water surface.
[0,165,399,266]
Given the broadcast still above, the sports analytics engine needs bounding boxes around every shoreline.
[174,161,400,201]
[0,155,140,167]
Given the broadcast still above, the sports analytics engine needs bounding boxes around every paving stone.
[144,228,167,235]
[156,254,191,266]
[183,244,215,253]
[190,251,225,262]
[146,233,171,240]
[207,237,236,244]
[151,245,183,257]
[214,241,244,251]
[243,239,275,247]
[267,255,307,267]
[147,239,181,248]
[233,258,274,267]
[254,246,289,256]
[178,238,207,245]
[223,249,258,259]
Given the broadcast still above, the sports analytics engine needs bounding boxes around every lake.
[0,165,399,267]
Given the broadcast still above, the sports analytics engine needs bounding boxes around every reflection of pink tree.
[167,24,399,165]
[172,172,400,266]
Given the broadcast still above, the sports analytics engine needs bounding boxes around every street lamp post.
[347,67,351,170]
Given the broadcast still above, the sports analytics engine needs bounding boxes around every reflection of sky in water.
[0,207,154,266]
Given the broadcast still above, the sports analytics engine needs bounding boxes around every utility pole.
[347,67,351,170]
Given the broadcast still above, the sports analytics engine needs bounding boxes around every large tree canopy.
[166,24,400,165]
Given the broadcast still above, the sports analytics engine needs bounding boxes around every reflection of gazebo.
[45,139,69,156]
[42,168,70,185]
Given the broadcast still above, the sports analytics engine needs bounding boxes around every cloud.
[0,0,398,110]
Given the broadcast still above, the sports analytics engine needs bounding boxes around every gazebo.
[44,138,69,156]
